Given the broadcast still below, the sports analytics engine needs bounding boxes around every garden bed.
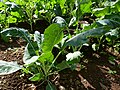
[0,38,120,90]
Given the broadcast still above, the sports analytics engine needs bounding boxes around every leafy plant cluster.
[0,0,120,89]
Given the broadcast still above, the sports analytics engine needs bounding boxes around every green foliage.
[0,0,120,89]
[0,23,65,89]
[42,23,64,53]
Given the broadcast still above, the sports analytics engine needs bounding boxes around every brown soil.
[0,38,120,90]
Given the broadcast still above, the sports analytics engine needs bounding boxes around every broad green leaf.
[23,42,39,64]
[0,27,31,42]
[0,60,22,75]
[64,26,110,47]
[1,28,40,64]
[46,82,56,90]
[29,73,43,81]
[42,23,63,53]
[38,52,54,63]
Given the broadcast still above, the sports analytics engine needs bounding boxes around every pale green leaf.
[0,60,22,75]
[34,31,43,51]
[66,51,81,61]
[66,51,82,64]
[52,16,66,27]
[23,42,39,64]
[24,56,39,65]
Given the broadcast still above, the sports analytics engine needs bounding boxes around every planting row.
[0,0,120,89]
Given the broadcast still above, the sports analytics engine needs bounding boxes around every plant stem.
[47,50,62,73]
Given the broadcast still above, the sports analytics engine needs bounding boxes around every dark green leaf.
[97,19,120,28]
[64,26,110,47]
[105,14,120,22]
[54,3,62,16]
[0,27,31,42]
[56,61,70,71]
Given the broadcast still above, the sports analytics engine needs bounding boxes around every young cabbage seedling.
[0,22,67,89]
